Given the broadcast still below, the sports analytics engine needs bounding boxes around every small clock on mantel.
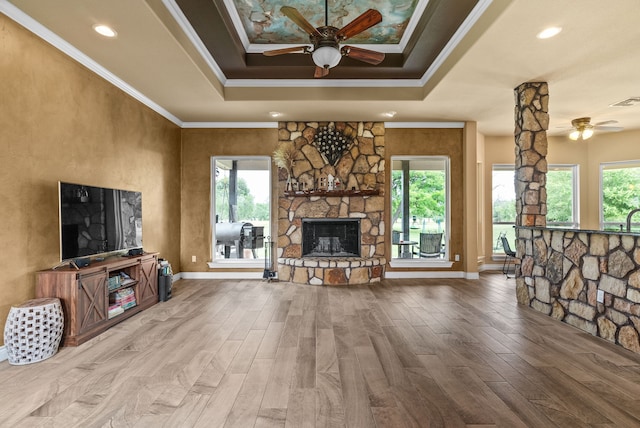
[313,126,353,166]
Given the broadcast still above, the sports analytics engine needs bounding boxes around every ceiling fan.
[566,117,623,140]
[262,2,385,78]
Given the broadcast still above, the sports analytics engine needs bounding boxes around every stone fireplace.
[276,121,386,285]
[302,218,360,257]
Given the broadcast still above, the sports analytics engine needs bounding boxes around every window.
[211,157,271,266]
[600,161,640,232]
[492,164,578,254]
[492,165,516,253]
[390,156,449,263]
[547,165,579,229]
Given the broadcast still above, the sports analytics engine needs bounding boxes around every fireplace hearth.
[302,218,360,257]
[276,121,386,285]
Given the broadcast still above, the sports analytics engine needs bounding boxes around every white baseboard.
[0,345,7,362]
[175,270,484,281]
[479,263,505,272]
[179,271,265,280]
[385,271,466,279]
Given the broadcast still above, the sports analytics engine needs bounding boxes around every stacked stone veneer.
[511,81,640,354]
[277,121,386,285]
[514,82,549,228]
[516,227,640,353]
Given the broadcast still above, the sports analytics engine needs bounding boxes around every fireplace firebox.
[302,218,360,257]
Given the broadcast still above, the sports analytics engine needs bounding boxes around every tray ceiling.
[5,0,640,136]
[230,0,418,45]
[176,0,480,79]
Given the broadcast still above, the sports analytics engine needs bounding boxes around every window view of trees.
[391,170,445,227]
[492,165,578,254]
[492,167,516,251]
[215,175,269,222]
[601,164,640,231]
[546,168,577,227]
[391,157,448,260]
[212,157,270,262]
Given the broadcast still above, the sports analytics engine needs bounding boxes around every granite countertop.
[515,225,639,236]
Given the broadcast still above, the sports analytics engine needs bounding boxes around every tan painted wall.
[0,15,182,344]
[180,128,278,271]
[385,128,465,271]
[482,130,640,261]
[585,129,640,229]
[181,127,467,272]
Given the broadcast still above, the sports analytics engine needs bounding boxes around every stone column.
[514,82,549,305]
[514,82,549,227]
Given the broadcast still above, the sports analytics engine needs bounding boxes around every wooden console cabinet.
[36,253,158,346]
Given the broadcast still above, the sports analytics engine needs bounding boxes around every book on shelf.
[108,304,124,319]
[108,275,121,291]
[109,287,137,311]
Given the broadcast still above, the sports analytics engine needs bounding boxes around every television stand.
[36,253,158,346]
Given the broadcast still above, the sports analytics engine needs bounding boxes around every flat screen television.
[59,182,142,261]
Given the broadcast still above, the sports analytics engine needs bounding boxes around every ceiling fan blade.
[281,6,322,37]
[595,125,624,132]
[341,46,385,65]
[336,9,382,40]
[262,45,310,56]
[594,120,618,126]
[314,66,330,78]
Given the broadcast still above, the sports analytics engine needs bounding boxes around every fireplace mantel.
[284,189,379,198]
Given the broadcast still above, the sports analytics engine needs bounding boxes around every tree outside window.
[492,164,578,254]
[390,157,449,260]
[601,162,640,231]
[211,157,271,263]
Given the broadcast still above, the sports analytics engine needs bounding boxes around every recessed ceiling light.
[93,24,117,38]
[382,111,397,118]
[269,111,282,118]
[537,27,562,39]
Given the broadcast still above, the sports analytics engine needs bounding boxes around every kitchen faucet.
[626,208,640,232]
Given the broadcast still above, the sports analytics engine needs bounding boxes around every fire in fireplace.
[302,218,361,257]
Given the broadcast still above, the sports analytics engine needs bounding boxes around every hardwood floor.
[2,273,640,427]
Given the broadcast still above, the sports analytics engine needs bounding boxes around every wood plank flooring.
[2,274,640,427]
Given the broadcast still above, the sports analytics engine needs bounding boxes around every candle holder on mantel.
[284,188,379,198]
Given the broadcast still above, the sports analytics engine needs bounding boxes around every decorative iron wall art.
[313,125,353,166]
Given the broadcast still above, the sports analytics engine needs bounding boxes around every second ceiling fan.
[566,117,623,140]
[262,2,385,78]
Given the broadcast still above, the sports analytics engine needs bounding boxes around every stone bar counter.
[515,225,640,353]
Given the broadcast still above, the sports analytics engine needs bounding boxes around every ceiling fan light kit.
[263,3,385,78]
[581,127,594,140]
[312,46,342,69]
[569,117,597,140]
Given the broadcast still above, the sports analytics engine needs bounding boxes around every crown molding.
[0,0,184,127]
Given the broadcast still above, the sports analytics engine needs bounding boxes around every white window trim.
[209,156,271,268]
[599,159,640,230]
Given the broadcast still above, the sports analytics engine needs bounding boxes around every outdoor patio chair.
[500,235,519,278]
[417,232,442,258]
